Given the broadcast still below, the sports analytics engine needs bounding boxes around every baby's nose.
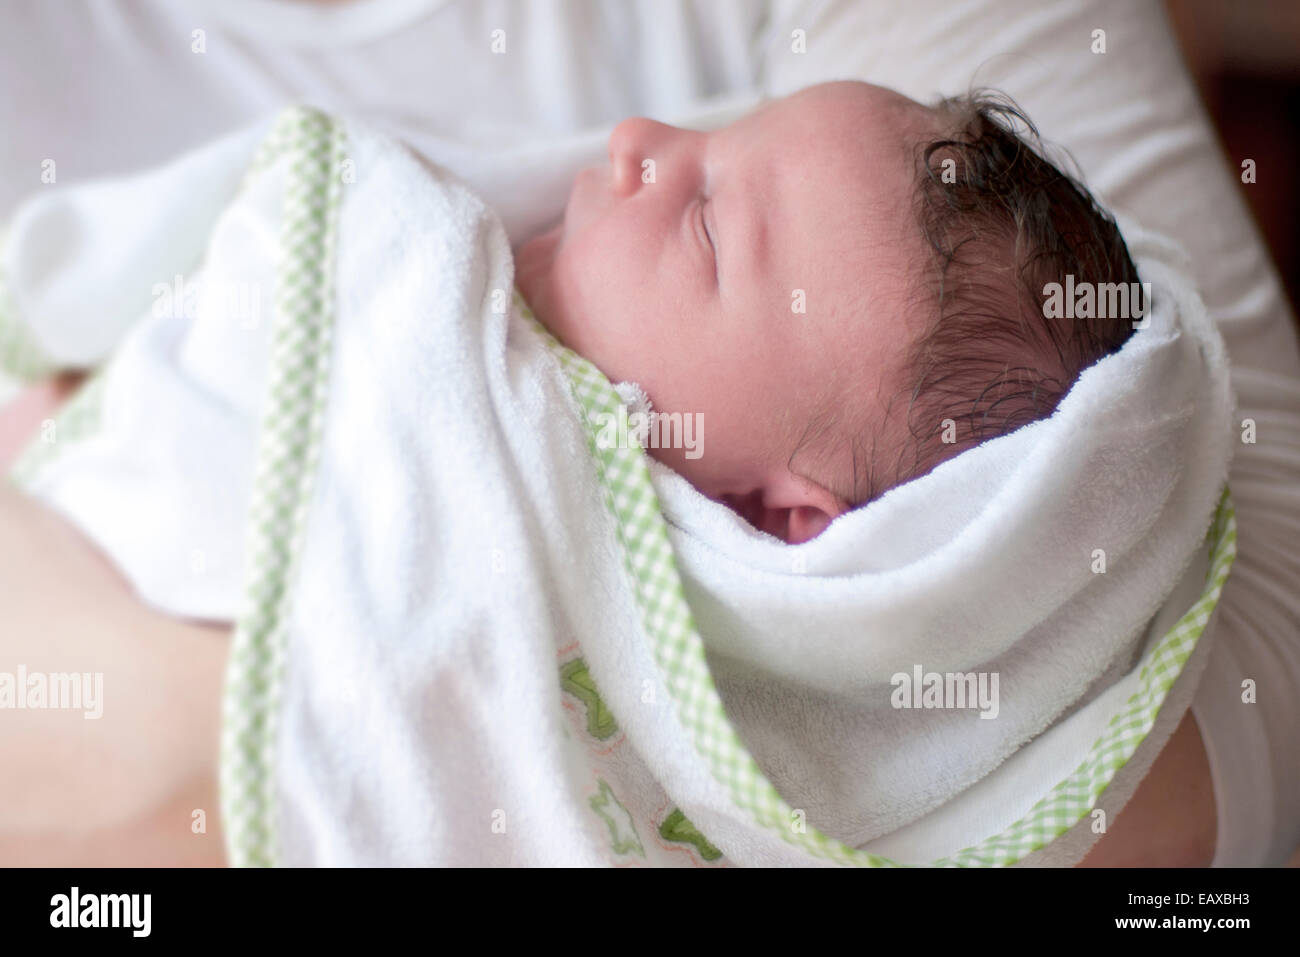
[607,117,674,196]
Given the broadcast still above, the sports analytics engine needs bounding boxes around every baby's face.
[516,81,940,543]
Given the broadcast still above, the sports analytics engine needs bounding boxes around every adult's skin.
[0,377,1214,866]
[0,376,228,865]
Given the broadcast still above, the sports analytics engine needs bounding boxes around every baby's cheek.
[544,261,646,394]
[664,374,773,488]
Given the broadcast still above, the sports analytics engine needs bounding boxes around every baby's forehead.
[714,83,939,505]
[743,117,928,299]
[774,81,939,135]
[745,89,935,203]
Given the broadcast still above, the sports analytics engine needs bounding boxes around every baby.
[0,80,1197,870]
[515,80,1140,543]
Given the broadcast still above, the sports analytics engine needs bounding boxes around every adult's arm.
[0,376,229,866]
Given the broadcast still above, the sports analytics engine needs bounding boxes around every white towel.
[2,109,1236,866]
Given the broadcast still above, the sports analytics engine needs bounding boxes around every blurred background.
[1166,0,1300,329]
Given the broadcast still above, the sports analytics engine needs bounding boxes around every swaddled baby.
[0,78,1215,870]
[517,80,1141,543]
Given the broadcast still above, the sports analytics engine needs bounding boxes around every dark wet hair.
[880,89,1141,494]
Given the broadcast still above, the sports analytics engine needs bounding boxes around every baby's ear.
[724,473,849,545]
[784,506,837,545]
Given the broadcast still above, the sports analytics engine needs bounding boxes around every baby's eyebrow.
[709,129,772,289]
[732,158,771,289]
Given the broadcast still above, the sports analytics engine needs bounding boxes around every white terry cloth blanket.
[2,108,1237,866]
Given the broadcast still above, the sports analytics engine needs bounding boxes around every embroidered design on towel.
[589,779,645,857]
[559,658,619,740]
[659,808,724,862]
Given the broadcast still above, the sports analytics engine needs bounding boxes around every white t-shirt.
[0,0,769,237]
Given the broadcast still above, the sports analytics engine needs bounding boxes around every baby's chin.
[513,224,563,324]
[516,164,606,317]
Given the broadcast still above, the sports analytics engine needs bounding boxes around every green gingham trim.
[520,289,1237,868]
[939,491,1235,866]
[0,229,58,391]
[8,372,107,487]
[219,106,345,868]
[2,227,109,487]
